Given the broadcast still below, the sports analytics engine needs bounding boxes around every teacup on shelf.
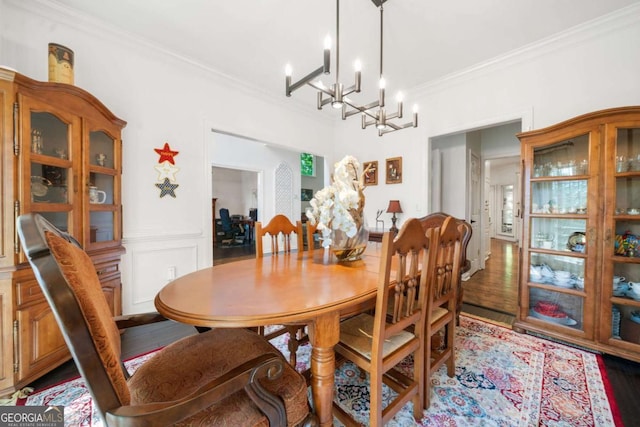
[628,282,640,300]
[627,208,640,215]
[613,276,626,285]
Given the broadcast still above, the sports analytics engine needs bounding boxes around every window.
[301,153,315,177]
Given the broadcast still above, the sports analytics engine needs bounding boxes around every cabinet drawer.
[16,277,44,307]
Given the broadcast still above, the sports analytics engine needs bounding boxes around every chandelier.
[285,0,361,110]
[342,0,418,136]
[285,0,418,137]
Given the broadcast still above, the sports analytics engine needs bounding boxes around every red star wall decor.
[154,142,179,165]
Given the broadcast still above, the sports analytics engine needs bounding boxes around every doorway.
[429,120,522,311]
[209,131,327,263]
[212,166,258,264]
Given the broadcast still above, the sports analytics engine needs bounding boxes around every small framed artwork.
[386,157,402,184]
[363,161,378,186]
[301,188,314,201]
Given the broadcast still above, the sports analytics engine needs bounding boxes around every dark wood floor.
[212,241,255,265]
[463,239,519,315]
[29,238,639,426]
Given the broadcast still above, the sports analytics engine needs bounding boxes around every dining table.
[154,243,383,427]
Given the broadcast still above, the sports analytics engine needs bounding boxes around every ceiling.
[50,0,638,103]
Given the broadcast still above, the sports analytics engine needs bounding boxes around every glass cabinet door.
[86,127,120,247]
[607,127,640,347]
[26,109,80,237]
[523,133,594,336]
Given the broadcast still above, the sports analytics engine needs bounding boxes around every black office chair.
[219,208,245,245]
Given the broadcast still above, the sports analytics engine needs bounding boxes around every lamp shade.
[386,200,403,214]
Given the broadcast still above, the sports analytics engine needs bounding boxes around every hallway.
[462,238,519,316]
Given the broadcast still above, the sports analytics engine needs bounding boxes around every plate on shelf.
[552,279,575,288]
[530,309,578,326]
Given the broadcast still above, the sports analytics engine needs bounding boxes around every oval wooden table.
[155,245,382,427]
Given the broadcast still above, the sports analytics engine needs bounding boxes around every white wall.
[481,122,522,159]
[3,0,640,313]
[431,134,467,219]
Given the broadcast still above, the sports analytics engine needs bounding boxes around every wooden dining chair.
[418,212,472,324]
[333,218,437,426]
[424,215,463,409]
[305,221,319,253]
[255,214,307,368]
[255,214,304,258]
[18,213,316,427]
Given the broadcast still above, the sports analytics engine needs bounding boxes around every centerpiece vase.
[330,221,369,262]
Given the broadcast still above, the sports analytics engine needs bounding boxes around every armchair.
[17,213,315,427]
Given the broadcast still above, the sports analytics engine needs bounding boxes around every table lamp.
[386,200,403,233]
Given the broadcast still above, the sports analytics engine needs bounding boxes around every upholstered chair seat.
[129,328,309,426]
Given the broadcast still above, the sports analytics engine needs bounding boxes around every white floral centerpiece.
[306,155,369,260]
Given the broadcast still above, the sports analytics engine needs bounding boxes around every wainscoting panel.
[121,240,202,314]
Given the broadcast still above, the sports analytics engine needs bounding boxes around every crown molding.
[7,0,332,123]
[413,3,640,97]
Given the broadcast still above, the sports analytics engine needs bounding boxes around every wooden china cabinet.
[516,106,640,363]
[0,68,126,395]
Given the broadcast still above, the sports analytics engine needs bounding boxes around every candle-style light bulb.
[354,59,362,92]
[378,76,386,107]
[324,35,331,50]
[396,92,404,103]
[323,35,331,74]
[285,63,292,97]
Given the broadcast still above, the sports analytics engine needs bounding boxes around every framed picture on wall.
[301,188,314,201]
[386,157,402,184]
[363,161,378,186]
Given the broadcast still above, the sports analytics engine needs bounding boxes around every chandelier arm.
[307,81,335,97]
[342,82,360,97]
[317,92,335,109]
[362,116,378,129]
[386,110,400,120]
[342,99,380,119]
[379,116,418,136]
[286,65,328,96]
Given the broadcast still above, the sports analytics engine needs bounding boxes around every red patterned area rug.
[20,316,621,426]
